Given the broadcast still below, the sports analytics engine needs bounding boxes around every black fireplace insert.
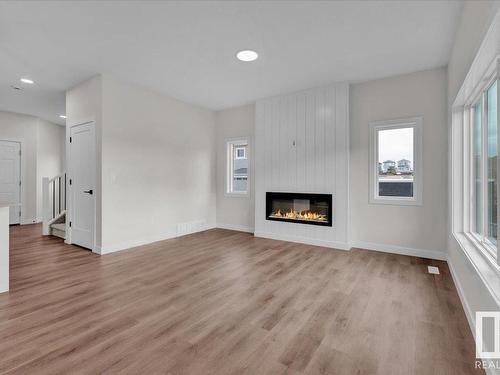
[266,192,332,227]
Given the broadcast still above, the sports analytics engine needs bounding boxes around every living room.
[0,1,499,374]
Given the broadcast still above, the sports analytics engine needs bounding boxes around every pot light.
[236,50,258,62]
[20,78,34,84]
[59,115,67,119]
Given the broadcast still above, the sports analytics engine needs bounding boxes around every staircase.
[50,223,66,239]
[42,173,67,239]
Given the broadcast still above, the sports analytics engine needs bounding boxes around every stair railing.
[42,173,66,235]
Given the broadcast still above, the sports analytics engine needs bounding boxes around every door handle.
[83,189,93,195]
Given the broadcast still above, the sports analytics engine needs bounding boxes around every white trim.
[225,138,250,197]
[97,224,216,255]
[254,231,350,250]
[350,240,446,261]
[216,223,254,233]
[465,72,498,262]
[67,121,97,252]
[369,117,423,206]
[448,248,500,375]
[224,191,249,198]
[448,12,500,369]
[447,255,476,339]
[66,116,96,129]
[0,206,8,293]
[466,231,498,270]
[20,218,36,225]
[448,15,500,357]
[0,138,24,224]
[451,234,500,374]
[453,232,500,308]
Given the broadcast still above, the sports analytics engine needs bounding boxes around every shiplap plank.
[279,96,288,190]
[325,86,336,227]
[305,90,315,193]
[288,95,297,190]
[297,93,306,193]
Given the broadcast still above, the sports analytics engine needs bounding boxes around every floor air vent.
[427,266,440,275]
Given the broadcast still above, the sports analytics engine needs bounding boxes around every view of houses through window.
[472,101,482,234]
[487,80,497,244]
[470,79,497,251]
[227,140,248,194]
[377,127,414,197]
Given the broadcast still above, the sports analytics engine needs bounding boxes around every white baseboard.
[447,251,499,375]
[216,223,254,233]
[254,231,350,250]
[350,240,447,261]
[447,257,476,340]
[20,218,39,225]
[97,224,216,255]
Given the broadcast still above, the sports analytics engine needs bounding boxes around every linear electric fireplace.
[266,192,332,227]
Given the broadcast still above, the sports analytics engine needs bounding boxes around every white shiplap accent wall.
[254,84,350,249]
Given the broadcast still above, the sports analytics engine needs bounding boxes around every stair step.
[51,223,65,231]
[51,228,65,239]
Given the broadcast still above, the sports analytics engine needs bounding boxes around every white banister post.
[42,177,50,235]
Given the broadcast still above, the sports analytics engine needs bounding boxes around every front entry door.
[0,141,21,224]
[70,122,95,250]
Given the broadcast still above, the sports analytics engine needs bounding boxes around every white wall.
[36,119,65,221]
[0,110,64,224]
[99,75,216,253]
[447,0,500,343]
[254,84,350,249]
[350,67,448,259]
[215,104,255,232]
[0,111,37,223]
[448,1,500,105]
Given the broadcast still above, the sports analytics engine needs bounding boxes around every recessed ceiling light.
[59,115,67,119]
[236,50,258,62]
[20,78,34,84]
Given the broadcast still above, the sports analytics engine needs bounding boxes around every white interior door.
[0,141,21,224]
[70,122,95,250]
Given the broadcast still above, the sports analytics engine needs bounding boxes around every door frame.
[0,138,24,224]
[66,120,97,252]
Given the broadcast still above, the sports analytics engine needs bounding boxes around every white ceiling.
[0,1,463,126]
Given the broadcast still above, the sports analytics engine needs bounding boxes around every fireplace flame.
[270,209,327,222]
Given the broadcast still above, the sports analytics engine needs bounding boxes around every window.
[468,79,498,257]
[450,22,500,294]
[472,101,482,235]
[226,139,249,195]
[235,147,246,159]
[369,117,423,205]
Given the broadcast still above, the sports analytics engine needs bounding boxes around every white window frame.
[369,117,423,206]
[450,18,500,303]
[226,139,249,197]
[464,72,498,264]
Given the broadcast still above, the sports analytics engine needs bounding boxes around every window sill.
[369,197,422,206]
[224,192,250,198]
[453,231,500,306]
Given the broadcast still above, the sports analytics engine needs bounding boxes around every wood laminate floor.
[0,224,481,374]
